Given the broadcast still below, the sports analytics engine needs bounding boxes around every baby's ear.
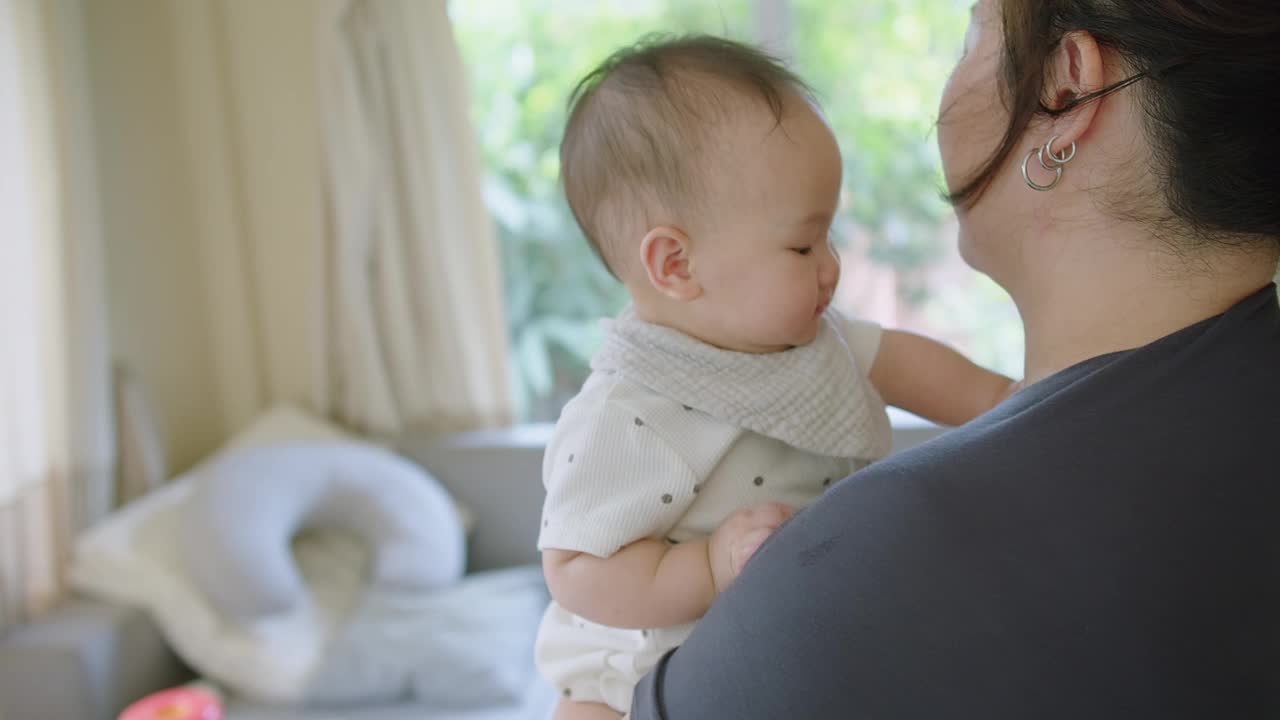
[639,226,702,301]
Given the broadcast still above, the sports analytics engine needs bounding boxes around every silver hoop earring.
[1022,147,1062,191]
[1044,135,1076,165]
[1023,135,1077,191]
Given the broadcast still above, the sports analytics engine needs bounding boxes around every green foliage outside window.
[789,0,969,273]
[452,0,975,421]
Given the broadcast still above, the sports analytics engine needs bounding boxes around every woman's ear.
[1046,31,1107,146]
[639,225,701,301]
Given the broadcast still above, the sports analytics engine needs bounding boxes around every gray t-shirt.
[632,284,1280,719]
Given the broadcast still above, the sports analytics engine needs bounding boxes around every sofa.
[0,417,943,720]
[0,427,556,720]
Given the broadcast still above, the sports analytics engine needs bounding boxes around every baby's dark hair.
[560,34,814,278]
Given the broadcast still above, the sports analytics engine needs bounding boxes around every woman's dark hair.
[949,1,1280,249]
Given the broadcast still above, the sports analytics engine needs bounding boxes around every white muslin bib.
[593,307,892,459]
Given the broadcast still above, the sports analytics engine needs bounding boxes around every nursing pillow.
[68,405,479,702]
[181,441,465,619]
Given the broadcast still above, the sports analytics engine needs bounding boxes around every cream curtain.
[315,0,511,437]
[0,0,114,629]
[167,0,510,442]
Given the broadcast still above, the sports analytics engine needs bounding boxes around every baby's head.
[561,35,844,354]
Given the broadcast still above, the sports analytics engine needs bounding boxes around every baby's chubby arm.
[869,329,1019,427]
[542,501,793,629]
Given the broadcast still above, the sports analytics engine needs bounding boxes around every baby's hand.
[708,501,794,593]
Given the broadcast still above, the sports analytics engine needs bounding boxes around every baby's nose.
[818,246,841,290]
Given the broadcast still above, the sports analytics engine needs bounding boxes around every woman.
[629,1,1279,717]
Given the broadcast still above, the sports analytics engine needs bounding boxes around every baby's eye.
[791,247,813,256]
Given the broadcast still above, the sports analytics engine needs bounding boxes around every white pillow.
[69,404,467,703]
[71,476,329,701]
[181,442,465,620]
[302,564,549,708]
[213,404,474,530]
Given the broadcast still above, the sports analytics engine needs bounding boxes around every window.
[453,0,1023,421]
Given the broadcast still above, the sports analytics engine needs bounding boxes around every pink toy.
[118,686,222,720]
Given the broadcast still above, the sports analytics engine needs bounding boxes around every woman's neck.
[1009,225,1277,386]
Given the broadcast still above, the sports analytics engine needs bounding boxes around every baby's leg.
[553,697,624,720]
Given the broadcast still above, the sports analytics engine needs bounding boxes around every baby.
[536,35,1017,720]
